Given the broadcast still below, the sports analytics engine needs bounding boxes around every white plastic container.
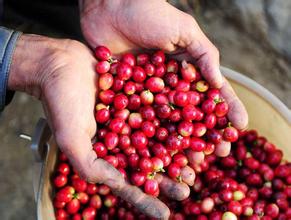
[30,67,291,220]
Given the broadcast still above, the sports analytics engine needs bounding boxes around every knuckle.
[97,159,125,188]
[180,14,196,44]
[212,46,220,59]
[162,42,176,53]
[183,13,195,27]
[206,43,219,61]
[65,39,87,52]
[109,173,125,190]
[78,168,93,182]
[78,153,98,183]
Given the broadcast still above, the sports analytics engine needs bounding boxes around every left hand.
[9,35,170,220]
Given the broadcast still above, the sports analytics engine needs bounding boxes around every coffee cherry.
[215,102,229,117]
[174,91,189,107]
[181,61,197,82]
[223,127,239,142]
[117,63,132,80]
[136,54,149,66]
[99,73,114,90]
[131,131,148,150]
[54,174,68,188]
[114,94,129,110]
[140,90,154,105]
[151,50,165,65]
[122,53,136,67]
[201,197,215,214]
[178,121,193,137]
[202,99,216,114]
[145,77,165,93]
[190,137,206,152]
[166,60,178,73]
[131,172,146,186]
[95,46,111,61]
[144,179,159,196]
[96,61,110,74]
[104,132,119,150]
[128,113,143,129]
[222,211,237,220]
[168,163,181,181]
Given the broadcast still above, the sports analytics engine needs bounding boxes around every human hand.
[80,0,248,128]
[80,0,248,208]
[8,34,173,219]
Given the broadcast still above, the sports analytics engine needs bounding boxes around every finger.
[215,140,231,157]
[186,149,205,165]
[220,76,249,130]
[55,130,125,187]
[177,13,223,88]
[181,166,195,186]
[155,173,190,201]
[114,183,170,220]
[57,132,170,219]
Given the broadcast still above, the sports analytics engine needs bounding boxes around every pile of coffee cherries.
[93,46,238,196]
[53,130,291,219]
[53,47,290,219]
[166,130,291,220]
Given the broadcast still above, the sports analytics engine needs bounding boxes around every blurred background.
[0,0,290,219]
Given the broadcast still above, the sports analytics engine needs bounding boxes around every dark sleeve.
[0,26,21,111]
[0,0,3,22]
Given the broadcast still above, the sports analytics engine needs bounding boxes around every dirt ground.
[0,2,290,220]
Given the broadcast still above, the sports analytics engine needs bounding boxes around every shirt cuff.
[0,26,21,111]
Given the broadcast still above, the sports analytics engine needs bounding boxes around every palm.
[41,41,171,219]
[81,0,247,130]
[79,0,248,218]
[40,41,98,170]
[81,0,196,54]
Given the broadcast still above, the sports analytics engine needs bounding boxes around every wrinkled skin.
[80,0,248,129]
[80,0,248,217]
[8,1,248,219]
[9,35,171,219]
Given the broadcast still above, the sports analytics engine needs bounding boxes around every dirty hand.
[80,0,248,216]
[8,34,172,219]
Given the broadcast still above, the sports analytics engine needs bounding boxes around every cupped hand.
[8,34,170,219]
[80,0,248,130]
[80,0,248,213]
